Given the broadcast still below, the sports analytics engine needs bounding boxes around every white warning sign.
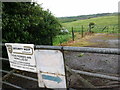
[5,43,36,73]
[35,50,67,88]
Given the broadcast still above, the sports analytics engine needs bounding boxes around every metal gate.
[1,44,120,89]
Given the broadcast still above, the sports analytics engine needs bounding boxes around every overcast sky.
[35,0,119,17]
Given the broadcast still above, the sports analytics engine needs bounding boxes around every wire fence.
[66,25,118,33]
[53,25,119,45]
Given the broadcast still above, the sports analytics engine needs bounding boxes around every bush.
[2,2,62,45]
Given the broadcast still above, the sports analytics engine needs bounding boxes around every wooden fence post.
[107,26,109,34]
[81,25,84,38]
[102,26,107,32]
[112,27,114,33]
[72,27,74,41]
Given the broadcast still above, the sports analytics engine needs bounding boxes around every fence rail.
[1,44,120,89]
[35,45,120,55]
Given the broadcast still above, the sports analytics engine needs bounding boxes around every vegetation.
[53,15,118,45]
[2,2,62,45]
[53,33,72,45]
[2,2,118,47]
[2,2,62,58]
[62,15,118,33]
[58,12,117,23]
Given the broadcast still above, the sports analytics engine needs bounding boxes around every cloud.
[36,0,119,17]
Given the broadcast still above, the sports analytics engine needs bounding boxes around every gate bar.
[1,44,119,54]
[35,45,120,55]
[2,69,16,81]
[1,69,38,82]
[2,81,25,90]
[72,69,120,81]
[66,65,95,88]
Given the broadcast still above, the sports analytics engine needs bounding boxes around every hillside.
[58,12,117,23]
[62,15,118,32]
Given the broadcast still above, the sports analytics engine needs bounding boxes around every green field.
[62,15,118,33]
[53,34,72,45]
[53,15,118,45]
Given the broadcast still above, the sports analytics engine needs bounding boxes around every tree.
[2,2,62,45]
[88,22,95,32]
